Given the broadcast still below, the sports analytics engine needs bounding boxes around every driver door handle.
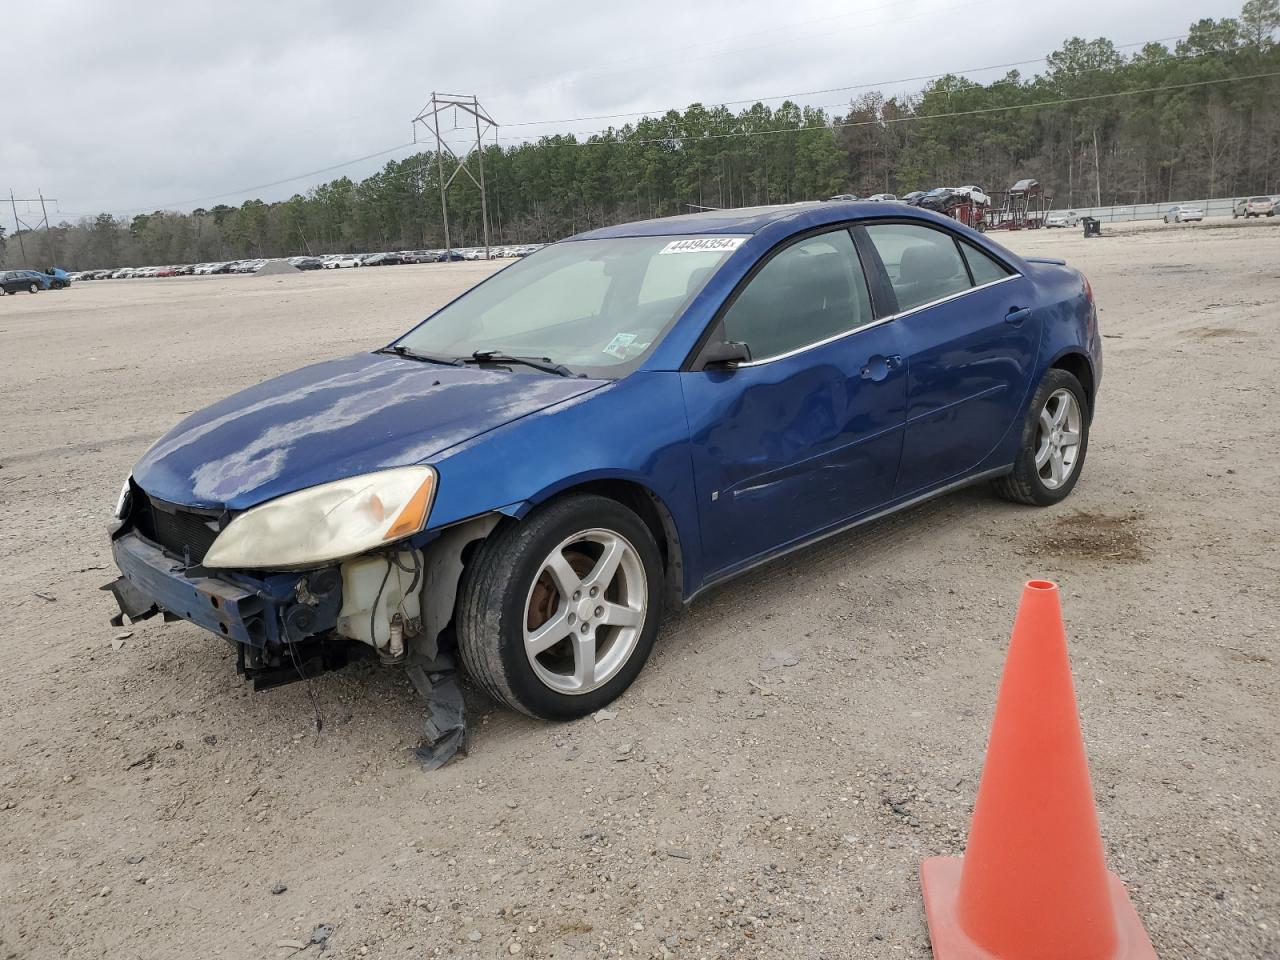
[860,354,902,381]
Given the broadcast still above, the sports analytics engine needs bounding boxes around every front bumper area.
[108,531,266,644]
[105,530,348,688]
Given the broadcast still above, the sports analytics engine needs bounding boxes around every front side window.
[395,235,739,377]
[720,229,872,361]
[865,223,971,312]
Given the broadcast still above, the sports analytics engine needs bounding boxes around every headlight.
[113,479,132,520]
[202,466,437,569]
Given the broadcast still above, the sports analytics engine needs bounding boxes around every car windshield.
[393,235,740,377]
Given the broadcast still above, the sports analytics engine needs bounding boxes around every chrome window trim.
[733,272,1021,368]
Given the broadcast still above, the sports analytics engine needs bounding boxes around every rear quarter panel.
[1025,260,1101,400]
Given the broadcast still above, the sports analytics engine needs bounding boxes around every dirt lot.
[1,219,1277,960]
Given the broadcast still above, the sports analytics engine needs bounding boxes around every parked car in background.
[325,254,363,269]
[919,188,962,213]
[16,270,54,290]
[0,270,44,294]
[866,193,898,202]
[1045,210,1081,228]
[1164,205,1204,223]
[43,267,72,288]
[289,256,325,270]
[954,185,991,206]
[362,252,405,266]
[105,202,1100,721]
[829,194,858,201]
[1233,196,1275,218]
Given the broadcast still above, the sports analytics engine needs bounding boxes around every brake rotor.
[526,549,594,635]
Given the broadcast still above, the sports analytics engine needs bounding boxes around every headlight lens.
[113,479,132,520]
[202,466,437,569]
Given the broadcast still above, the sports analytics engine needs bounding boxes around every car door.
[860,221,1040,497]
[680,227,907,579]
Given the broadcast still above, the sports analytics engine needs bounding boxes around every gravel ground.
[0,219,1277,960]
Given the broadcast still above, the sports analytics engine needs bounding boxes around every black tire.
[993,368,1090,506]
[456,494,663,720]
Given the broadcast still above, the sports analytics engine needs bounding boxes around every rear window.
[865,223,970,312]
[960,241,1012,286]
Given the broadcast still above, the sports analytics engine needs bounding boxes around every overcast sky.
[6,0,1238,226]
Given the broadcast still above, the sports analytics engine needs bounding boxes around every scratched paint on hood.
[131,352,605,510]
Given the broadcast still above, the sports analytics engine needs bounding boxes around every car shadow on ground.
[457,482,1011,750]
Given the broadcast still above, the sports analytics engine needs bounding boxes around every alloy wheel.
[522,528,647,695]
[1035,388,1083,490]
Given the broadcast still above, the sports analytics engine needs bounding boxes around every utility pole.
[412,93,497,259]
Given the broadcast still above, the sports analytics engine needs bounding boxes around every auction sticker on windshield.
[658,236,747,255]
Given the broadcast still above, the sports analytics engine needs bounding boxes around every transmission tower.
[8,189,57,268]
[412,93,497,260]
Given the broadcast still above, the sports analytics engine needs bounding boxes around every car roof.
[569,201,945,240]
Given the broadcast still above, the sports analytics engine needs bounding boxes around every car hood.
[132,352,606,510]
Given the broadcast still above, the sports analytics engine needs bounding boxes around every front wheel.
[28,283,39,293]
[993,369,1090,506]
[457,494,663,719]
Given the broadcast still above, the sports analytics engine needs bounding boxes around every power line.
[97,141,420,217]
[226,67,1280,201]
[504,34,1194,128]
[535,70,1280,148]
[62,42,1275,218]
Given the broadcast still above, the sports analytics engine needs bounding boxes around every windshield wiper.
[463,350,575,377]
[377,345,463,366]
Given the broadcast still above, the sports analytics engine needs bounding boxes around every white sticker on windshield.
[658,236,747,255]
[603,332,639,359]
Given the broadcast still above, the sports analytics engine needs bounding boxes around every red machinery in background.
[991,179,1050,230]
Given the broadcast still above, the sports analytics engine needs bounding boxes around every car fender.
[423,371,705,596]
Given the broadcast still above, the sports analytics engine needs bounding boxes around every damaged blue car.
[107,202,1101,722]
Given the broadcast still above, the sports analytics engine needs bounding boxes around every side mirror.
[700,340,752,369]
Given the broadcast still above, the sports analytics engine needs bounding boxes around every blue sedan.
[107,202,1100,720]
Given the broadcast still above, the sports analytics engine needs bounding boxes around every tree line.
[4,1,1278,271]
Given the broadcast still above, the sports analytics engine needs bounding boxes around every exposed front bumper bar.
[107,531,265,644]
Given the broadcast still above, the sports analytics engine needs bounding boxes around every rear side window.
[960,241,1012,286]
[721,229,872,361]
[865,223,970,312]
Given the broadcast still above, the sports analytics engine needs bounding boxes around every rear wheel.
[457,494,662,719]
[994,369,1089,506]
[28,283,38,294]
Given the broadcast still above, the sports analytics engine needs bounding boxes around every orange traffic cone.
[919,580,1157,960]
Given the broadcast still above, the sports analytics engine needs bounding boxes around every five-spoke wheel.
[995,368,1091,506]
[1035,387,1083,490]
[457,494,661,719]
[523,529,647,695]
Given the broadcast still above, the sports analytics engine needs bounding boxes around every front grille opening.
[132,489,221,565]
